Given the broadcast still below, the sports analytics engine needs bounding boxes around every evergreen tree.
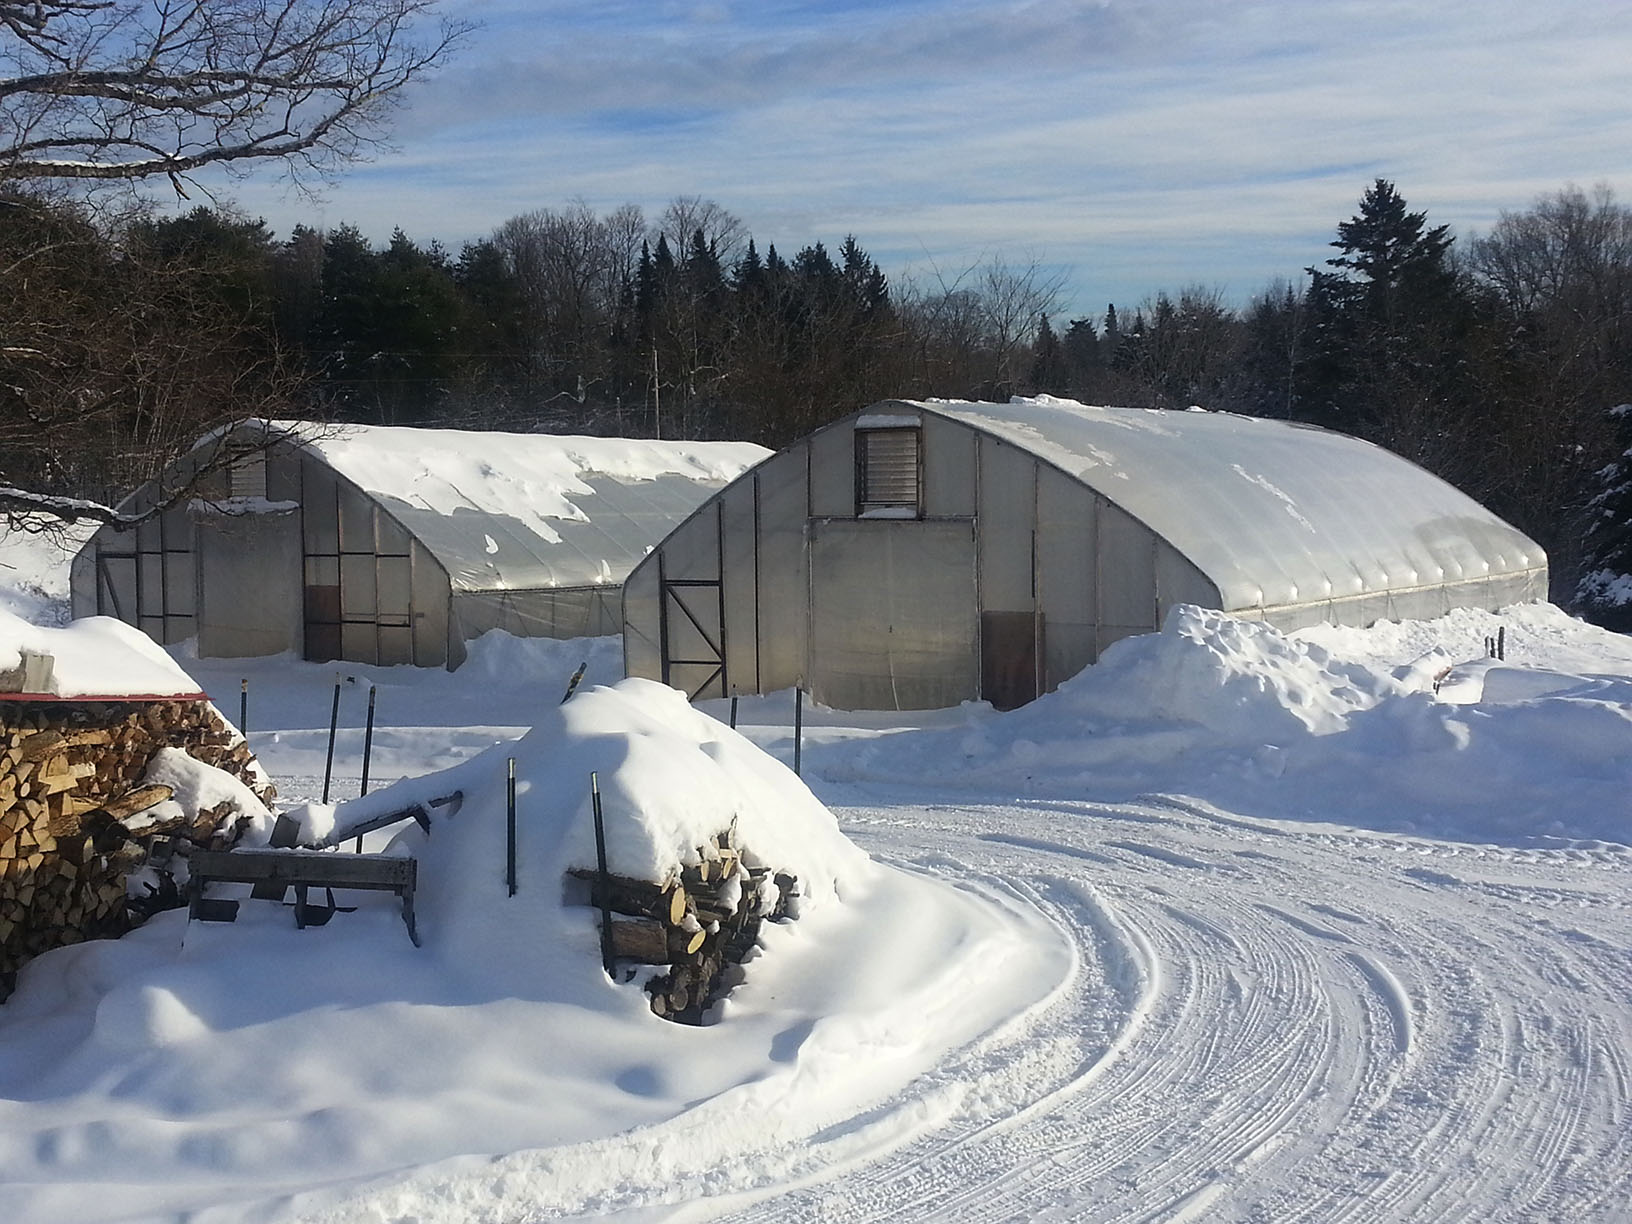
[1300,179,1470,458]
[1102,303,1121,365]
[1061,316,1100,389]
[1577,403,1632,630]
[733,237,765,296]
[1029,314,1067,391]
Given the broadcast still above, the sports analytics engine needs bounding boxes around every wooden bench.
[187,848,420,946]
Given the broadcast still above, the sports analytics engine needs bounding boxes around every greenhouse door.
[980,611,1042,711]
[808,519,977,711]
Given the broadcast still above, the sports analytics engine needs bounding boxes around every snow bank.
[0,607,204,698]
[837,603,1632,845]
[1045,605,1404,738]
[357,677,869,991]
[0,678,1062,1223]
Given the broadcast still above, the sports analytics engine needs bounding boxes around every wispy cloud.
[207,0,1632,315]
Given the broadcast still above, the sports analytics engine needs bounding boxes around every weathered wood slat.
[188,848,416,890]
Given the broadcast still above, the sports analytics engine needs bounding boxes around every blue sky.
[210,0,1632,320]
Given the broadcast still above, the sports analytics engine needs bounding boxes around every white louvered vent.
[857,428,920,515]
[230,452,267,500]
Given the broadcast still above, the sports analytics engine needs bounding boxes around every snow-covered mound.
[1037,605,1405,738]
[318,678,869,991]
[838,603,1632,845]
[0,678,1062,1224]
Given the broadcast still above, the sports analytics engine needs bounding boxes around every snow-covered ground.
[0,524,1628,1223]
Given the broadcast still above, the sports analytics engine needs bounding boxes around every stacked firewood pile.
[0,698,274,994]
[569,828,798,1024]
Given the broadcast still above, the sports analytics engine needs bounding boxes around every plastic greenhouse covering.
[286,423,768,600]
[925,399,1548,619]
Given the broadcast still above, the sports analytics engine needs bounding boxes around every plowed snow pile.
[0,680,1064,1224]
[842,603,1632,843]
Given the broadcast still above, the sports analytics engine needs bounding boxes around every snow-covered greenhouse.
[71,421,768,669]
[622,398,1548,711]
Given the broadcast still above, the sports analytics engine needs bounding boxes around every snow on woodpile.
[0,609,276,993]
[0,607,205,698]
[317,677,868,1015]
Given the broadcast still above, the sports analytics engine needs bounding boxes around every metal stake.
[360,685,377,796]
[793,686,804,777]
[239,678,248,736]
[506,757,518,897]
[729,695,739,729]
[1497,626,1506,661]
[561,661,587,704]
[590,771,614,974]
[321,675,341,805]
[355,684,378,852]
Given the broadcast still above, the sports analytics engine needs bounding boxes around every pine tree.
[1577,403,1632,630]
[733,237,765,296]
[1326,179,1456,318]
[1300,179,1472,465]
[1102,303,1121,365]
[1029,314,1066,392]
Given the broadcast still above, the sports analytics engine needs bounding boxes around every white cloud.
[203,0,1632,315]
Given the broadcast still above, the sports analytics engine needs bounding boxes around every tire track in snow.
[695,794,1632,1224]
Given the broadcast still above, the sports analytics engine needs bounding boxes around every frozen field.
[0,526,1628,1222]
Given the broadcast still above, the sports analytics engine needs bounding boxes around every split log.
[100,784,175,823]
[565,829,798,1024]
[608,917,669,964]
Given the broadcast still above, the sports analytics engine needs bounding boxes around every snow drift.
[837,603,1632,846]
[0,678,1063,1224]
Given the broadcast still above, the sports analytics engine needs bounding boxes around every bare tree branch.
[1,0,469,192]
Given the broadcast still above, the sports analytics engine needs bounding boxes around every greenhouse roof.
[904,398,1546,612]
[275,423,770,593]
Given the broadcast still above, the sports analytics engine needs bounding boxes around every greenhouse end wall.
[622,406,1220,712]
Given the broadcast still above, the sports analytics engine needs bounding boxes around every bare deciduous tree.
[0,193,306,530]
[659,195,743,268]
[1,0,469,193]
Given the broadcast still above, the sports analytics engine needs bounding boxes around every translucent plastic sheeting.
[454,587,620,642]
[808,519,978,711]
[373,473,746,596]
[915,399,1547,616]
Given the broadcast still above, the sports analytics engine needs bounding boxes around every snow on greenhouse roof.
[906,397,1546,612]
[271,423,770,593]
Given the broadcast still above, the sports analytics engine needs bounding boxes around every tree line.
[4,179,1632,617]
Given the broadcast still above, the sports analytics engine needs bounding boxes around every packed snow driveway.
[688,788,1632,1222]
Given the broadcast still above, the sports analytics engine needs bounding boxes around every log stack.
[568,827,798,1024]
[0,697,275,996]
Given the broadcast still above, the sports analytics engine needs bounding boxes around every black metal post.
[729,695,738,729]
[239,678,248,735]
[793,686,803,777]
[354,684,378,852]
[561,661,587,704]
[321,675,341,804]
[1497,626,1506,661]
[360,685,377,796]
[590,771,615,974]
[506,757,517,897]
